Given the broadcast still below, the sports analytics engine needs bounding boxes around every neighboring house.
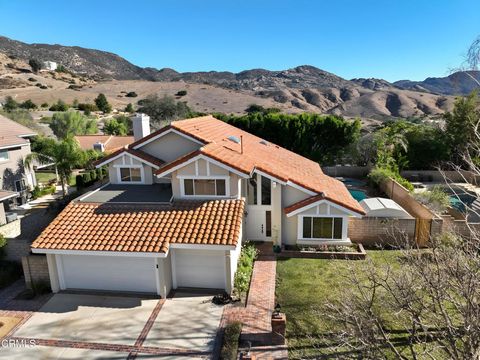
[0,115,37,204]
[43,61,58,71]
[0,190,18,225]
[74,135,134,153]
[31,114,364,297]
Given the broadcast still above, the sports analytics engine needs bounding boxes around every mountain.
[394,71,480,95]
[0,35,469,120]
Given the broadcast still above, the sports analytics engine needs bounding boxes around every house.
[31,114,364,297]
[74,135,134,153]
[0,115,37,205]
[43,61,58,71]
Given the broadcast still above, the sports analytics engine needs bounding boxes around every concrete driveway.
[2,291,224,359]
[144,292,224,351]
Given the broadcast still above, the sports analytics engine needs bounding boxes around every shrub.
[39,85,48,89]
[76,174,84,188]
[125,103,134,113]
[414,186,451,214]
[41,102,49,108]
[28,77,36,82]
[89,170,97,182]
[82,172,91,185]
[234,243,258,298]
[125,91,138,98]
[220,322,242,360]
[94,93,112,113]
[96,168,104,180]
[176,90,187,97]
[19,99,37,109]
[3,96,18,111]
[49,100,69,111]
[368,167,414,192]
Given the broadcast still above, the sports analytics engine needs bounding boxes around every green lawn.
[35,171,57,184]
[276,250,402,359]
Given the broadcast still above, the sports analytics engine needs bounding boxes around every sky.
[0,0,479,82]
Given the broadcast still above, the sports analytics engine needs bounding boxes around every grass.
[276,250,402,359]
[35,172,57,184]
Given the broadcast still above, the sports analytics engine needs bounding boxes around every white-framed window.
[116,166,144,184]
[247,174,272,206]
[299,216,344,240]
[0,150,8,162]
[181,177,229,197]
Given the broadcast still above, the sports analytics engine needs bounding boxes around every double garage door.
[57,250,227,294]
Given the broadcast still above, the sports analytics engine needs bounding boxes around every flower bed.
[277,243,366,260]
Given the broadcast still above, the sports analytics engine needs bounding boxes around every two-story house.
[0,115,37,205]
[31,114,364,297]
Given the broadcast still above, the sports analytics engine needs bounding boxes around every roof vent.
[227,135,243,154]
[259,140,268,146]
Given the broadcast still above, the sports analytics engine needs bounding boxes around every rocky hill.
[0,35,475,120]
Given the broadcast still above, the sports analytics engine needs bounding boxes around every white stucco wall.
[108,154,154,185]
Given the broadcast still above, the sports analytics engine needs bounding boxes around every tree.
[26,137,86,196]
[125,103,134,113]
[175,90,187,96]
[104,118,127,136]
[137,95,191,128]
[29,58,42,73]
[50,111,98,139]
[125,91,137,98]
[3,96,18,111]
[94,93,112,113]
[49,99,69,112]
[444,91,480,164]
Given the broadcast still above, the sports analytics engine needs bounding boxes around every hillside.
[0,35,471,120]
[394,71,480,95]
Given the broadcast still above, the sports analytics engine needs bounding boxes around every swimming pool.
[341,178,367,188]
[349,189,368,202]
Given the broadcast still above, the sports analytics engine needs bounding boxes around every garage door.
[59,255,158,293]
[174,249,226,289]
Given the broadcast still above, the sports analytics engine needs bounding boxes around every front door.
[246,207,272,241]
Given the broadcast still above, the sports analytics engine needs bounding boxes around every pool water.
[349,189,368,202]
[341,178,367,188]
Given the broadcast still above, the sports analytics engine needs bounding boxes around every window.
[183,179,227,196]
[266,211,272,237]
[15,179,26,192]
[119,167,142,182]
[302,217,343,239]
[261,176,271,205]
[247,177,257,205]
[0,150,8,161]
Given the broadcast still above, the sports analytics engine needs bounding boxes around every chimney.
[131,113,151,141]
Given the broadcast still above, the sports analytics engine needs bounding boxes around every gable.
[135,130,202,163]
[286,199,362,218]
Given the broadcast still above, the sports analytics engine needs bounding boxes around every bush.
[0,234,6,258]
[82,172,91,185]
[220,322,242,360]
[89,170,97,182]
[39,85,48,89]
[233,243,258,298]
[96,167,105,180]
[19,99,37,109]
[368,167,414,192]
[414,186,451,214]
[125,91,138,97]
[94,93,112,113]
[3,96,18,111]
[76,174,84,188]
[28,77,36,82]
[176,90,187,97]
[41,102,49,108]
[125,103,134,113]
[31,184,57,200]
[49,100,69,112]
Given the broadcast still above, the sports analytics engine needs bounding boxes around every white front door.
[246,207,271,241]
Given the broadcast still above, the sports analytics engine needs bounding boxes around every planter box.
[277,243,366,260]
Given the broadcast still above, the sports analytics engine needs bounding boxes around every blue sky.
[0,0,479,81]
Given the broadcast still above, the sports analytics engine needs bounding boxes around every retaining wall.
[349,217,416,247]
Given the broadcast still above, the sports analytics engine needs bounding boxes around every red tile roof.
[0,114,36,148]
[74,135,134,153]
[31,199,245,253]
[151,116,364,214]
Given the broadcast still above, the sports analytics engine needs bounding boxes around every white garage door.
[59,255,158,293]
[174,249,226,289]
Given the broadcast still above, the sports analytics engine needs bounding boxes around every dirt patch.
[0,316,22,338]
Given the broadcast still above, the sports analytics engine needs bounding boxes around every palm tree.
[25,136,86,197]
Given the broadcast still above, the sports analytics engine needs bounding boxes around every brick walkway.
[220,243,288,359]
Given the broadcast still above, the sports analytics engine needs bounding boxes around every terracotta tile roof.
[74,135,134,153]
[284,193,366,216]
[94,147,165,168]
[0,114,36,148]
[31,199,245,253]
[150,115,364,214]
